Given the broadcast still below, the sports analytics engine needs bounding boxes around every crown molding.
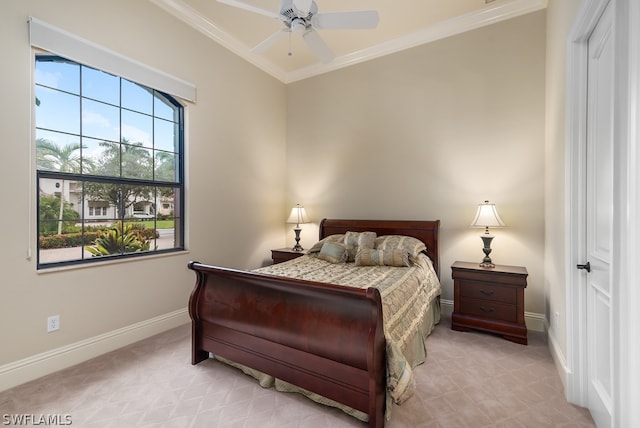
[151,0,547,84]
[150,0,286,82]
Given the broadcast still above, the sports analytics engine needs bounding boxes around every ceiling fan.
[217,0,380,63]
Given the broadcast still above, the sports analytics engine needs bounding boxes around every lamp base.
[291,227,304,252]
[479,234,495,268]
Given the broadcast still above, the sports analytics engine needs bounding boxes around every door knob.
[577,261,591,272]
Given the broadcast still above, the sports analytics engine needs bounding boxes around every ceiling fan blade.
[302,29,334,63]
[252,29,289,53]
[292,0,313,17]
[311,11,379,30]
[217,0,280,19]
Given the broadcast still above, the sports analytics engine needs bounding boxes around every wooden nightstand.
[451,261,528,345]
[271,248,308,264]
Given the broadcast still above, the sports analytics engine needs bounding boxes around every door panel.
[585,1,614,426]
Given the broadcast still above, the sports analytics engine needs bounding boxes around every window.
[35,55,184,268]
[88,203,109,217]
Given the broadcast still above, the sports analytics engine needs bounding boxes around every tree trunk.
[57,179,65,235]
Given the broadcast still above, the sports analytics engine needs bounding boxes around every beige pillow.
[374,235,427,258]
[344,231,377,262]
[355,248,410,267]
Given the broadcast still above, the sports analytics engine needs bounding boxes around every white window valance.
[28,17,196,102]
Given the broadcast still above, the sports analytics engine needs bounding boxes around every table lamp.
[286,204,309,251]
[470,200,506,268]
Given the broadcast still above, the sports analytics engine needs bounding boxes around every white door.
[583,2,614,426]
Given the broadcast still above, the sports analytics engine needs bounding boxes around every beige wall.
[544,0,584,370]
[286,11,547,315]
[0,0,286,370]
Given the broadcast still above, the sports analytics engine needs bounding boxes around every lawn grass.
[137,220,174,229]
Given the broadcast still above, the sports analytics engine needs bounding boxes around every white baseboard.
[439,298,546,332]
[524,311,547,332]
[440,298,454,317]
[0,308,190,392]
[547,325,570,393]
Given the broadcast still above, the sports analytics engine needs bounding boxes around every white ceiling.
[150,0,547,83]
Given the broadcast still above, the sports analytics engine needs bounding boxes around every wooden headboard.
[318,219,441,278]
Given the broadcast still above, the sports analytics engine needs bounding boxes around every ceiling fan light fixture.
[291,18,307,33]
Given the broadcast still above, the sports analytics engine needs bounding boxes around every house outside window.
[35,55,184,268]
[88,203,109,217]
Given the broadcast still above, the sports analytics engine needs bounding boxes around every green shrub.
[38,195,80,235]
[85,222,151,256]
[39,232,100,249]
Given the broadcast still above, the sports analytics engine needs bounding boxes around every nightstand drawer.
[459,281,516,304]
[460,298,517,323]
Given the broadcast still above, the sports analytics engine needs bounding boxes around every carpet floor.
[0,314,595,427]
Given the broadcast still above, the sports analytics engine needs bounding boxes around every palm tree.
[36,138,82,234]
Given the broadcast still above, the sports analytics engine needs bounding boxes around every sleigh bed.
[188,219,441,427]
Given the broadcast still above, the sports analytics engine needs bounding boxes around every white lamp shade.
[470,201,506,228]
[286,204,308,225]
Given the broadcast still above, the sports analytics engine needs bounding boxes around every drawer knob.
[480,306,496,313]
[480,290,494,296]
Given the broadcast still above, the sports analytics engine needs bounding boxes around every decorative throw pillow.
[317,242,348,264]
[355,248,410,267]
[307,234,345,254]
[374,235,427,258]
[343,231,377,262]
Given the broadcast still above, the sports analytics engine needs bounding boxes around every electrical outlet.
[47,315,60,333]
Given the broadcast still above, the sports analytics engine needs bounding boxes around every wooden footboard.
[188,261,387,427]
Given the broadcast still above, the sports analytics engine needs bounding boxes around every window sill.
[36,249,190,274]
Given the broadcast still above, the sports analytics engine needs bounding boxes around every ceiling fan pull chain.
[288,31,292,56]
